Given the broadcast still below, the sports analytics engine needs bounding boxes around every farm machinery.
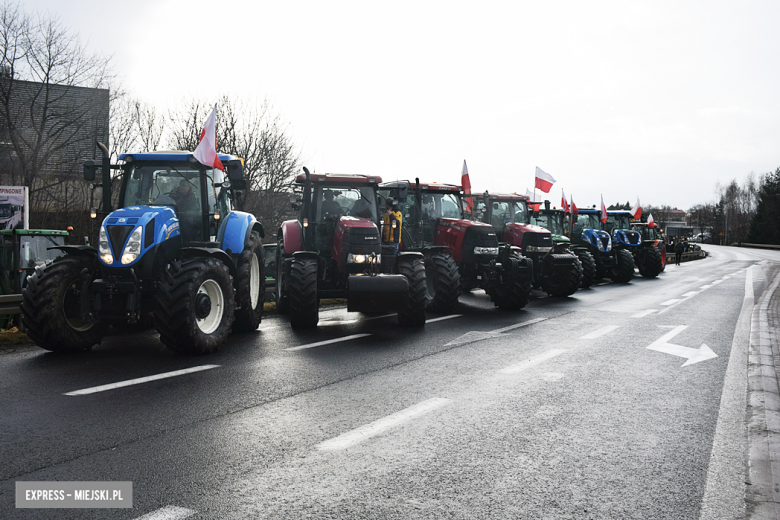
[21,146,266,354]
[571,208,633,283]
[378,180,533,312]
[275,169,427,328]
[630,221,666,273]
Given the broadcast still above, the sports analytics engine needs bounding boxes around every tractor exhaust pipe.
[302,166,312,250]
[97,142,111,214]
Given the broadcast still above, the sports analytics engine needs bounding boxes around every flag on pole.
[600,194,608,224]
[193,104,224,171]
[534,167,556,193]
[647,213,655,228]
[461,160,474,213]
[631,197,641,220]
[525,189,539,212]
[570,194,578,218]
[561,188,570,212]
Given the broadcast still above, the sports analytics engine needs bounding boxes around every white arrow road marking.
[646,325,718,366]
[132,505,197,520]
[65,365,220,396]
[316,397,450,450]
[580,325,620,339]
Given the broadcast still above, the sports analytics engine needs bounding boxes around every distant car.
[263,243,277,302]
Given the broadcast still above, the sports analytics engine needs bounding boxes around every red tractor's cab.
[276,170,427,328]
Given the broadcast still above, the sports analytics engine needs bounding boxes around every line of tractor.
[15,147,668,355]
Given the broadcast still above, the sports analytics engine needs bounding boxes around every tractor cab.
[0,229,68,294]
[604,210,642,248]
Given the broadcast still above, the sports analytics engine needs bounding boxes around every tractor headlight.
[98,226,113,264]
[592,235,604,251]
[348,254,366,264]
[473,246,499,255]
[120,226,143,264]
[606,235,612,251]
[525,245,552,253]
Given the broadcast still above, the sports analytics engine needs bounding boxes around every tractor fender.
[292,251,319,261]
[179,247,237,278]
[419,245,452,257]
[218,210,262,256]
[49,245,97,257]
[278,220,303,255]
[397,251,424,261]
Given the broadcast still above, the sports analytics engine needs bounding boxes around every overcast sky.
[24,0,780,210]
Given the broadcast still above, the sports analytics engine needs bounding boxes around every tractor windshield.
[605,214,632,232]
[420,192,461,221]
[20,235,65,268]
[572,213,602,236]
[532,212,565,235]
[315,185,378,222]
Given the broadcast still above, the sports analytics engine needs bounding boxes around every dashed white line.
[682,291,700,297]
[712,280,723,285]
[700,285,713,290]
[581,325,620,339]
[427,314,464,323]
[661,299,682,306]
[500,349,567,374]
[65,365,220,396]
[631,309,658,318]
[316,397,450,450]
[284,333,372,351]
[133,505,197,520]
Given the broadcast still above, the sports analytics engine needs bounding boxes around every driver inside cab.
[321,190,341,218]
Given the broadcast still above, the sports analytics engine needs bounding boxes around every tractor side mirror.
[226,160,244,181]
[396,185,408,201]
[83,160,97,181]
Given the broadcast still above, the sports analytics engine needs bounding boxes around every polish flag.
[570,194,578,218]
[647,213,655,228]
[600,194,608,224]
[525,188,539,212]
[461,160,474,213]
[534,167,556,193]
[193,104,224,171]
[631,197,641,220]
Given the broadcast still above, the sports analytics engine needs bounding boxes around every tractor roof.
[117,151,240,163]
[577,208,602,214]
[379,181,461,192]
[607,210,635,216]
[484,192,528,202]
[297,173,382,184]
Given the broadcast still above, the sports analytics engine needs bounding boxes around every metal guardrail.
[739,243,780,251]
[0,294,22,315]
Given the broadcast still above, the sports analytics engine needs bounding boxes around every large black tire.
[638,246,663,278]
[155,258,236,354]
[610,249,634,284]
[275,236,290,315]
[490,252,532,310]
[289,257,318,329]
[576,250,596,288]
[424,252,460,312]
[541,256,583,297]
[233,231,265,332]
[658,245,666,272]
[397,257,427,326]
[20,255,104,352]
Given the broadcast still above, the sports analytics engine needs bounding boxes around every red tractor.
[468,193,583,297]
[378,180,533,312]
[275,169,427,328]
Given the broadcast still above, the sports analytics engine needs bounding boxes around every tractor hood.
[99,206,180,267]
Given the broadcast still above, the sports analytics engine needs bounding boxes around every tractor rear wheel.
[490,252,532,310]
[398,257,427,326]
[21,255,104,352]
[234,231,265,332]
[425,252,460,312]
[638,246,663,278]
[155,258,236,354]
[275,236,290,315]
[610,249,635,283]
[289,257,318,329]
[541,256,583,297]
[576,250,596,288]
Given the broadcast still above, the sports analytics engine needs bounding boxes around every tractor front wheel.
[21,255,104,352]
[638,246,663,278]
[289,257,318,329]
[234,231,265,332]
[541,256,582,297]
[610,249,635,284]
[155,258,236,354]
[575,250,596,288]
[425,252,460,312]
[490,252,532,310]
[275,237,290,315]
[398,257,427,326]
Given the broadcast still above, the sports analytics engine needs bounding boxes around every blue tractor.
[21,145,266,354]
[571,208,633,283]
[607,209,663,278]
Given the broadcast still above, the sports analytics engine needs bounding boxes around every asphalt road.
[1,244,778,519]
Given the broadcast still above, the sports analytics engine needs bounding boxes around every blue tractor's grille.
[107,225,133,260]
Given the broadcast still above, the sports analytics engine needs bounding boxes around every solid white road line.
[316,397,451,450]
[133,505,197,520]
[580,325,620,339]
[65,365,220,396]
[284,333,372,352]
[631,309,658,318]
[499,349,567,374]
[492,317,548,333]
[426,314,463,323]
[660,299,682,306]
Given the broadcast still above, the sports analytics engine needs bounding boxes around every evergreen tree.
[747,167,780,244]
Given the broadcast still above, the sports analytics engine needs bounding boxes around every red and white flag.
[193,104,224,171]
[561,188,570,212]
[525,188,539,212]
[461,160,471,194]
[631,197,641,220]
[570,194,578,218]
[600,194,608,224]
[647,213,655,228]
[534,167,556,193]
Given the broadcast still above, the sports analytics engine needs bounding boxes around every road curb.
[747,265,780,519]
